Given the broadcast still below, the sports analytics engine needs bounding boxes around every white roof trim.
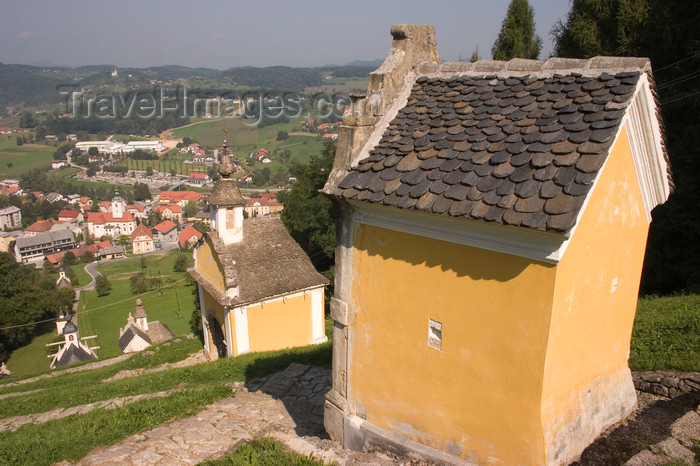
[622,74,671,221]
[349,201,566,264]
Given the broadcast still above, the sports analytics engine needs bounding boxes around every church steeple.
[208,128,245,245]
[112,188,125,219]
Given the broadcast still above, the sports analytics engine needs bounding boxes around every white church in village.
[86,190,136,238]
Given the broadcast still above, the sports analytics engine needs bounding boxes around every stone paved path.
[0,353,134,388]
[102,351,207,382]
[71,363,424,465]
[624,401,700,465]
[0,389,181,433]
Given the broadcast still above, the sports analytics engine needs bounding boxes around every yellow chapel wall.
[245,289,321,352]
[348,223,557,464]
[194,239,226,294]
[541,125,650,460]
[200,286,231,357]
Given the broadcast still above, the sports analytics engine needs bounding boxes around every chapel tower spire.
[208,128,245,245]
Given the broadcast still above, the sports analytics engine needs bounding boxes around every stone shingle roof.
[189,216,329,307]
[331,64,658,233]
[55,344,97,367]
[118,325,151,351]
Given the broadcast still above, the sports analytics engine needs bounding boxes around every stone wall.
[633,371,700,397]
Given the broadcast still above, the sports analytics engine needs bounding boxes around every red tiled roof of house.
[153,220,177,234]
[58,209,80,219]
[126,204,145,212]
[25,219,58,233]
[131,224,153,241]
[155,204,182,214]
[159,191,203,203]
[46,244,100,264]
[178,225,202,247]
[98,201,111,209]
[94,240,111,250]
[87,211,135,225]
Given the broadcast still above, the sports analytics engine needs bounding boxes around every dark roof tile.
[554,165,578,186]
[515,179,541,199]
[483,190,501,205]
[496,179,516,196]
[531,152,554,168]
[502,209,526,226]
[448,199,475,216]
[576,153,606,173]
[540,180,563,199]
[498,192,518,209]
[544,193,585,215]
[553,151,580,167]
[546,211,578,231]
[334,70,642,232]
[533,164,558,181]
[564,182,592,196]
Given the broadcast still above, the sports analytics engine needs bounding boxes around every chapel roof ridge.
[419,56,652,79]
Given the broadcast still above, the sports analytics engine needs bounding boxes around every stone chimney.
[323,24,441,194]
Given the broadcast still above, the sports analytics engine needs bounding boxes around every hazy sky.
[0,1,571,69]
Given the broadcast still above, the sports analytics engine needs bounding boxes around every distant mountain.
[74,65,118,72]
[0,63,65,108]
[222,66,322,91]
[145,65,222,79]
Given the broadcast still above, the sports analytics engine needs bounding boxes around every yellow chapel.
[189,142,328,360]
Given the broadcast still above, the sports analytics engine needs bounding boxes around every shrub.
[95,275,111,297]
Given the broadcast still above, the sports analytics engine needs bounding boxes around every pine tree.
[491,0,542,60]
[552,0,700,294]
[470,46,481,62]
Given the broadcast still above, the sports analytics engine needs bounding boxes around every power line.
[656,70,700,90]
[0,277,192,332]
[653,51,700,74]
[661,89,700,106]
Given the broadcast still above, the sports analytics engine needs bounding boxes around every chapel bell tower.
[208,130,245,245]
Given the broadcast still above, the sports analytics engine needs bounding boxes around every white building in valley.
[86,190,136,238]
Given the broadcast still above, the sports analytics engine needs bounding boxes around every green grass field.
[629,293,700,371]
[76,250,195,359]
[0,330,332,465]
[5,325,60,377]
[0,134,55,177]
[168,118,325,184]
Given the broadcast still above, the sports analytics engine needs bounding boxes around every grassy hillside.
[77,250,196,359]
[0,330,332,465]
[0,134,54,177]
[167,117,326,182]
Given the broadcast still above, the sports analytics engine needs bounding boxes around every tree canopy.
[492,0,542,60]
[0,253,75,362]
[279,142,337,273]
[553,0,700,294]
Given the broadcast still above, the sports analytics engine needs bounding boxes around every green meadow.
[0,134,55,178]
[77,249,196,359]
